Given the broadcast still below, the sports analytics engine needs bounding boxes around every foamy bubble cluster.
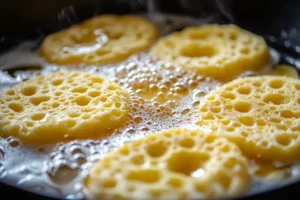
[111,54,220,117]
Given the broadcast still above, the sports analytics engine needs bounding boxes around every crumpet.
[197,76,300,162]
[40,15,158,65]
[151,24,269,81]
[270,64,299,79]
[0,72,130,144]
[84,128,250,199]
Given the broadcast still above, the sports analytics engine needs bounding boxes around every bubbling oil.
[0,14,297,199]
[0,54,220,198]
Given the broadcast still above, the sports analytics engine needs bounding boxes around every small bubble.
[152,102,160,107]
[69,144,85,156]
[196,76,205,81]
[49,152,58,159]
[86,141,100,148]
[7,138,20,148]
[195,90,206,97]
[149,84,158,92]
[168,89,176,96]
[53,157,68,167]
[0,148,4,161]
[0,165,6,178]
[52,153,65,161]
[73,154,87,165]
[126,128,136,134]
[134,116,143,124]
[167,100,177,108]
[132,107,138,113]
[188,80,198,88]
[140,126,149,132]
[157,92,166,102]
[193,101,200,107]
[139,104,145,110]
[47,165,79,184]
[38,147,45,153]
[159,86,168,93]
[102,140,109,146]
[181,108,190,115]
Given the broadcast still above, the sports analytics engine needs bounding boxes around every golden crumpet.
[0,71,130,144]
[84,128,250,199]
[151,24,270,81]
[197,75,300,162]
[39,15,159,65]
[270,64,299,79]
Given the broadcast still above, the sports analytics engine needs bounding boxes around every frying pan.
[0,0,300,199]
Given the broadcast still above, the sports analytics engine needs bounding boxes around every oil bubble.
[47,165,79,185]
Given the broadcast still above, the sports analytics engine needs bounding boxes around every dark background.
[0,0,300,41]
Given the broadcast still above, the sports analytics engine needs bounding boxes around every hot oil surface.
[0,56,219,199]
[0,14,295,199]
[0,14,222,199]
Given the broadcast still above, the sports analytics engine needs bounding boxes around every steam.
[57,7,79,29]
[31,0,237,38]
[213,0,235,22]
